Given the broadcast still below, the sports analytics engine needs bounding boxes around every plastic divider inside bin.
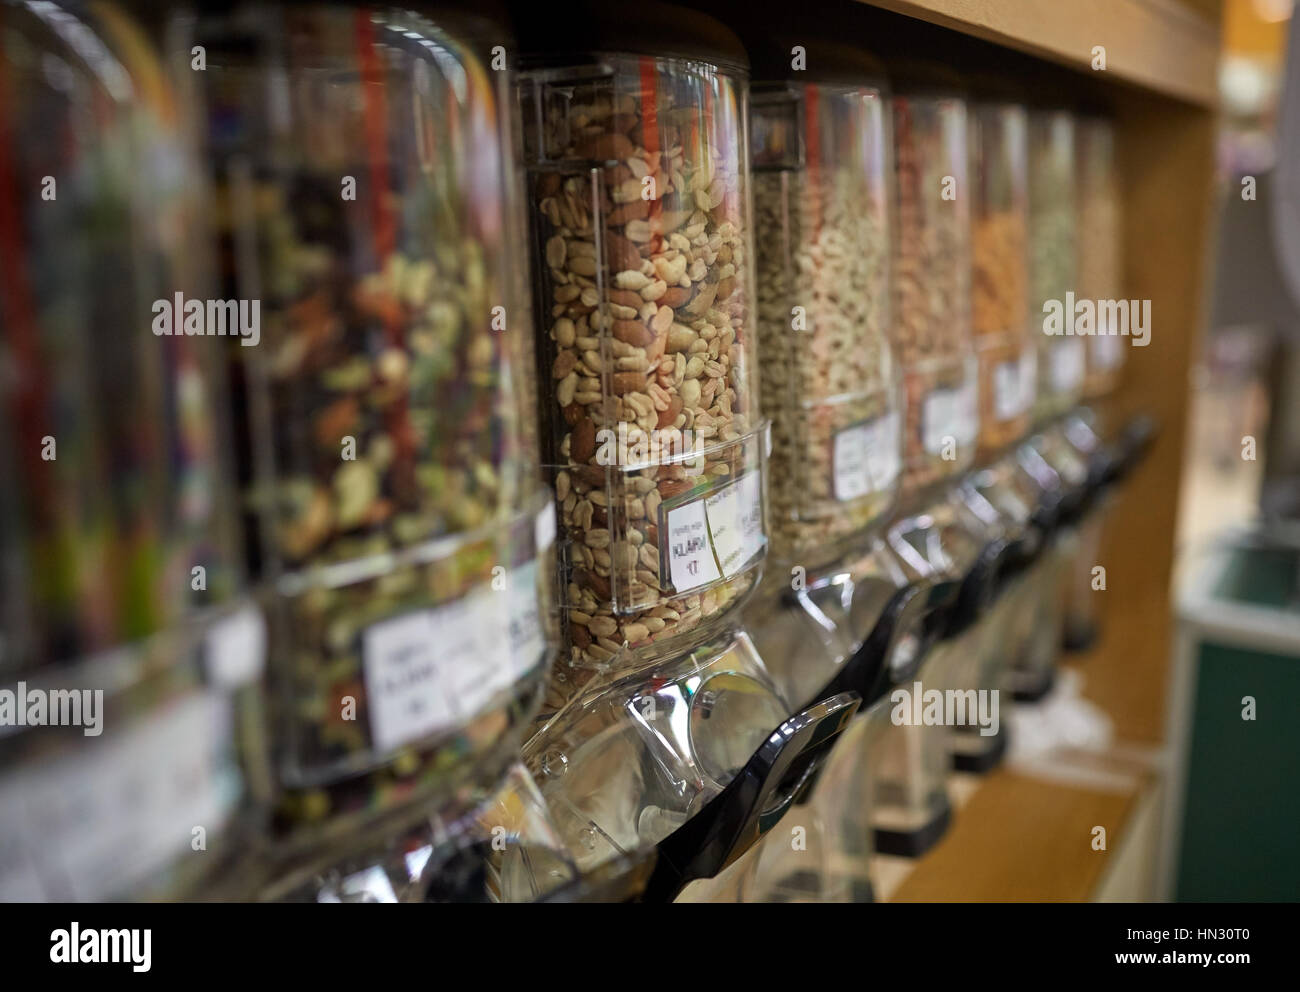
[945,536,1012,637]
[640,691,861,902]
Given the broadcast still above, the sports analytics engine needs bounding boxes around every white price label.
[363,611,459,753]
[363,571,536,755]
[922,381,978,454]
[833,411,901,501]
[535,502,557,553]
[665,496,721,594]
[0,691,239,901]
[436,585,518,720]
[203,602,266,689]
[506,560,547,679]
[1091,333,1123,372]
[1019,347,1038,412]
[662,474,765,592]
[959,378,979,440]
[705,472,764,578]
[1049,338,1086,394]
[993,359,1026,421]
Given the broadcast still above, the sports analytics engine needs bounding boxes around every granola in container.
[1028,108,1082,422]
[517,10,767,711]
[751,63,900,564]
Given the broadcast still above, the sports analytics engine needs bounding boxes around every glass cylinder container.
[750,57,899,564]
[0,0,261,900]
[867,499,995,856]
[737,46,900,821]
[751,804,851,903]
[1028,108,1081,422]
[515,5,766,711]
[1077,114,1124,400]
[262,762,578,903]
[529,632,788,872]
[888,62,977,493]
[971,98,1034,458]
[793,708,880,901]
[176,3,555,842]
[0,1,240,679]
[868,653,953,855]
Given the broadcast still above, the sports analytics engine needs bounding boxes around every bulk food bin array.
[0,0,1156,903]
[509,0,861,903]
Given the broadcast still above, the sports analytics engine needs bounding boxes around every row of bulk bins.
[0,0,1132,902]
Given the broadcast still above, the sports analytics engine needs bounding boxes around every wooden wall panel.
[1074,96,1218,744]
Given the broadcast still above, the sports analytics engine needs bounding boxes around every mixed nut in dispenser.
[517,5,769,711]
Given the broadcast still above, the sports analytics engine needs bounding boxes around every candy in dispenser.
[0,0,265,901]
[514,1,772,720]
[170,2,560,867]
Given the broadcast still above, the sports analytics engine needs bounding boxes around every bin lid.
[510,0,748,74]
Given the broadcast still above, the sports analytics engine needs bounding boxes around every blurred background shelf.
[837,0,1229,903]
[882,765,1154,902]
[859,0,1220,105]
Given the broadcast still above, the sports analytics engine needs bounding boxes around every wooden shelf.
[860,0,1221,106]
[885,760,1154,902]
